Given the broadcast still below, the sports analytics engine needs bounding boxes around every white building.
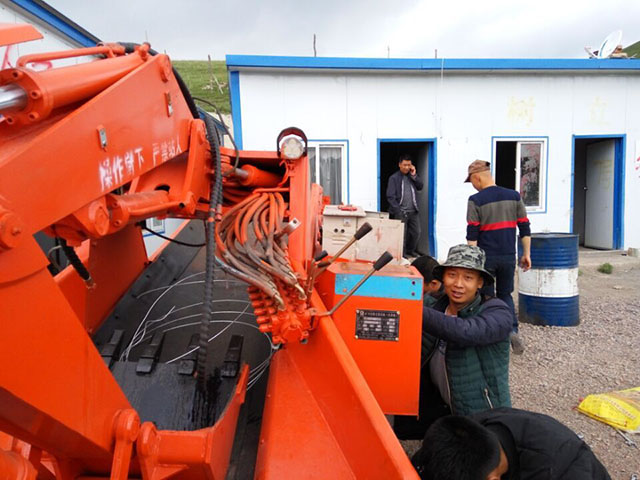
[226,55,640,259]
[0,0,98,64]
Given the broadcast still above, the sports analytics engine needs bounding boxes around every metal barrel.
[518,233,579,326]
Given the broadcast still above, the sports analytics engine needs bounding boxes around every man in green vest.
[395,244,512,440]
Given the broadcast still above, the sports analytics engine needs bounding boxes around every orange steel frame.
[0,24,419,479]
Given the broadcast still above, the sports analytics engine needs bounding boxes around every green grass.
[623,41,640,58]
[172,60,230,113]
[597,263,613,274]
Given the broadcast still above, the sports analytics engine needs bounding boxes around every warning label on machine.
[355,309,400,341]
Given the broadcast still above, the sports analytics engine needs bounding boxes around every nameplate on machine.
[355,309,400,341]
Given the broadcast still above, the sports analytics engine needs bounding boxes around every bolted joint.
[0,210,24,250]
[113,408,140,443]
[158,55,173,83]
[110,409,140,479]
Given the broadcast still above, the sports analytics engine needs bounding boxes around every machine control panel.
[355,309,399,341]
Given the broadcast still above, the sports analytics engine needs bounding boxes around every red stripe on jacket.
[479,221,517,231]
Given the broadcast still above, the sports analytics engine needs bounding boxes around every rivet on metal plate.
[97,126,107,149]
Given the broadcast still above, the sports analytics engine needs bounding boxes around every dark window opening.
[495,141,516,190]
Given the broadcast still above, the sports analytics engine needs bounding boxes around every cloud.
[48,0,640,59]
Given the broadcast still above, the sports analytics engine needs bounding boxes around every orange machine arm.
[0,35,254,476]
[0,26,419,479]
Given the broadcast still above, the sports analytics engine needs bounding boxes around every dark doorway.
[495,141,517,189]
[378,140,434,256]
[572,136,625,249]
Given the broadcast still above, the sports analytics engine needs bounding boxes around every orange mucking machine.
[0,23,423,479]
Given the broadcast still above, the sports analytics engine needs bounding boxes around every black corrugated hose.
[198,110,224,389]
[117,42,220,391]
[59,238,94,287]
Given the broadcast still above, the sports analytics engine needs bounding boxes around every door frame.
[571,134,626,249]
[377,138,437,257]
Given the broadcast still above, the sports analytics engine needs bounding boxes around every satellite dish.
[597,30,622,58]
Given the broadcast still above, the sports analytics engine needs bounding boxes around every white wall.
[236,69,640,258]
[0,3,86,67]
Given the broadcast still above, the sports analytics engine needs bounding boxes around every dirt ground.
[403,249,640,479]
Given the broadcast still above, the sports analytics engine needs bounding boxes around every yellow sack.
[577,386,640,432]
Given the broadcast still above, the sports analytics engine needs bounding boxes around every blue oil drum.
[518,233,579,326]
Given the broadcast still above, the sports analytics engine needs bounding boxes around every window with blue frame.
[308,141,347,204]
[493,138,547,211]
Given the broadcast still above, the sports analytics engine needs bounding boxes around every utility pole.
[387,45,390,58]
[435,48,438,59]
[313,34,317,57]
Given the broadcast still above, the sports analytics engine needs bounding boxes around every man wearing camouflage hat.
[394,244,513,440]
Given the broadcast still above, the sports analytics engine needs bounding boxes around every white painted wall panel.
[236,68,640,257]
[0,3,86,67]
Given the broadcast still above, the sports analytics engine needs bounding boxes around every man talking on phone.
[386,154,424,258]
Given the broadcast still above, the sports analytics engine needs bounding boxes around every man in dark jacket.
[386,154,423,257]
[412,408,611,479]
[394,245,512,440]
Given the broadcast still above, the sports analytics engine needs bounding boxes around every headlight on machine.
[280,136,305,160]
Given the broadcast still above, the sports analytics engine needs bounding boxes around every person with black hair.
[411,255,444,305]
[386,154,423,258]
[394,244,512,440]
[412,408,611,480]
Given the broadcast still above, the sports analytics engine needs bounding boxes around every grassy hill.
[172,60,230,113]
[623,41,640,58]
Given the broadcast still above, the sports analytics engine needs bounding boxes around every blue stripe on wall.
[227,55,640,72]
[228,70,243,150]
[613,136,626,249]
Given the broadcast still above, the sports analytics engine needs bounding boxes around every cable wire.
[140,225,205,247]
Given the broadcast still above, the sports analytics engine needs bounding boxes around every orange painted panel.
[255,289,419,479]
[316,262,423,415]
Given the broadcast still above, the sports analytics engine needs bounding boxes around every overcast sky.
[49,0,640,60]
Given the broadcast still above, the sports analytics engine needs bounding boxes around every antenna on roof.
[586,30,624,59]
[585,30,623,59]
[598,30,622,58]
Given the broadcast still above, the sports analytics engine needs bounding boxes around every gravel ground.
[510,250,640,479]
[402,250,640,479]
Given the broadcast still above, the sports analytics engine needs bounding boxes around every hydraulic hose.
[59,238,94,288]
[197,112,223,388]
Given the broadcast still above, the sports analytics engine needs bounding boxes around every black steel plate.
[355,309,400,341]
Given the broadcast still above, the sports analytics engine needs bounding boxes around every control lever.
[316,251,394,317]
[327,222,372,266]
[314,250,328,262]
[306,223,373,300]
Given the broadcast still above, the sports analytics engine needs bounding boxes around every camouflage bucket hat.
[432,244,495,286]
